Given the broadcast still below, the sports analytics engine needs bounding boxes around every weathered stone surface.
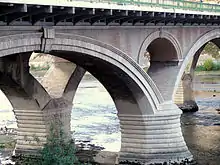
[175,73,199,112]
[40,57,76,98]
[174,81,184,104]
[118,102,192,164]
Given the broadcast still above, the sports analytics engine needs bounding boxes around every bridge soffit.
[0,54,51,110]
[0,29,164,114]
[137,30,182,64]
[174,28,220,98]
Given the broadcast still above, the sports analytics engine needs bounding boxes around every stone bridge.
[0,0,220,164]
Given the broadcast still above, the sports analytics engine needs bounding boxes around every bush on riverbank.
[203,42,220,59]
[18,122,90,165]
[30,63,50,71]
[0,134,16,149]
[40,123,79,165]
[195,59,220,71]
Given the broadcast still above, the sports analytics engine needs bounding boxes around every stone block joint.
[41,27,55,53]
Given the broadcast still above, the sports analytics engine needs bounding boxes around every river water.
[181,74,220,165]
[0,73,220,164]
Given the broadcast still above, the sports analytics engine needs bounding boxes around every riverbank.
[182,103,220,165]
[195,70,220,76]
[0,134,16,165]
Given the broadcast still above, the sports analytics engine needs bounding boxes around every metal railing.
[112,0,220,12]
[71,0,220,13]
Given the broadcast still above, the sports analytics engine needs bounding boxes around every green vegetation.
[40,123,79,165]
[0,135,16,149]
[203,42,220,59]
[30,63,50,71]
[203,58,214,71]
[18,121,90,165]
[195,59,220,71]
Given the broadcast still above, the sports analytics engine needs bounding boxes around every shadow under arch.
[137,30,182,66]
[174,29,220,99]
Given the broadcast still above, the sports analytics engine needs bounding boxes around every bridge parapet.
[0,0,220,26]
[2,0,220,13]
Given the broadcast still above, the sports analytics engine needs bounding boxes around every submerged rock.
[178,101,199,112]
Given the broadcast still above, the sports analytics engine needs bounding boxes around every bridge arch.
[137,30,182,67]
[0,68,51,151]
[0,32,192,164]
[0,32,163,114]
[174,28,220,98]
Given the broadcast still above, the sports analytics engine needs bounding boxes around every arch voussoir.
[138,30,182,66]
[174,29,220,100]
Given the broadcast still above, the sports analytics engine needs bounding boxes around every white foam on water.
[72,116,111,126]
[0,111,16,128]
[91,133,121,152]
[0,90,13,110]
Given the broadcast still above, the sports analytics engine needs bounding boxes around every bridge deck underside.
[0,3,219,26]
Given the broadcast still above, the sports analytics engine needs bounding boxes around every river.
[181,74,220,165]
[0,72,220,164]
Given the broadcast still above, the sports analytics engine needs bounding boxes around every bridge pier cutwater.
[118,102,192,164]
[174,73,198,112]
[0,0,220,163]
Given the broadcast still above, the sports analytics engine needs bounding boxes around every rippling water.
[71,74,121,152]
[181,74,220,165]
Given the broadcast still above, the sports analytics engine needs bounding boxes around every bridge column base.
[14,98,72,155]
[14,108,47,155]
[118,102,193,165]
[43,98,72,139]
[179,73,198,113]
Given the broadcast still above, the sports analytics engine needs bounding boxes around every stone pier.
[174,73,198,112]
[0,54,79,154]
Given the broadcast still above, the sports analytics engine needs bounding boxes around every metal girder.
[90,14,112,25]
[119,11,142,25]
[165,13,177,24]
[145,17,164,25]
[105,11,130,25]
[6,5,53,25]
[54,8,95,25]
[0,2,217,26]
[142,13,166,25]
[132,12,154,25]
[73,9,112,25]
[84,9,112,25]
[155,13,176,25]
[32,7,75,25]
[0,4,27,17]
